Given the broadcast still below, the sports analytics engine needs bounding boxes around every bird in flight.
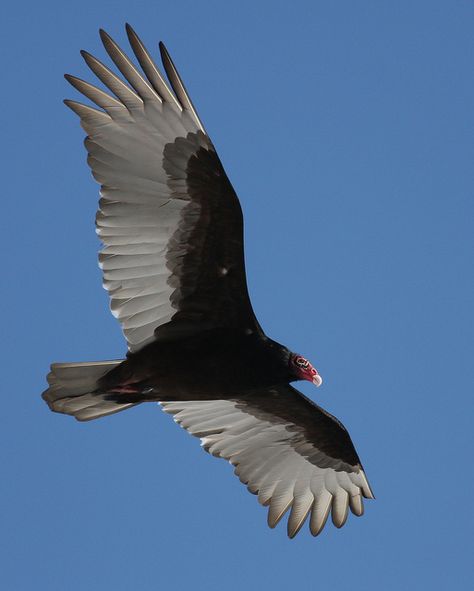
[43,25,374,538]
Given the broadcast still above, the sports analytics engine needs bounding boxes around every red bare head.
[290,354,323,387]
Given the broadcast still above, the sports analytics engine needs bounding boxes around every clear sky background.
[1,1,472,590]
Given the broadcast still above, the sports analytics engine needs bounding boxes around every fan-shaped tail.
[42,360,138,421]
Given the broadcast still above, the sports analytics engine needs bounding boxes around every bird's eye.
[295,357,309,368]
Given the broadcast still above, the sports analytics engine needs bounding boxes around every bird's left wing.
[160,384,374,538]
[65,25,262,352]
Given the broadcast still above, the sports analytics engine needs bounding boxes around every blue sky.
[2,1,472,589]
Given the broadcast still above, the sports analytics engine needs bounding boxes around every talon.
[109,385,141,394]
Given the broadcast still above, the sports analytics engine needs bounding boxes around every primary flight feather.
[43,25,374,538]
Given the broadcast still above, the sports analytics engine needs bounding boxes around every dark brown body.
[99,329,293,402]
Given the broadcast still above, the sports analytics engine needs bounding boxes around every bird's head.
[290,354,323,387]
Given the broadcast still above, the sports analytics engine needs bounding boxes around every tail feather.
[43,360,138,421]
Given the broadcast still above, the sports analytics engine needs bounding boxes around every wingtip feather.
[124,24,181,110]
[99,28,112,49]
[158,41,205,132]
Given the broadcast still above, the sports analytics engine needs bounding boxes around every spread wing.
[65,25,262,351]
[160,384,374,538]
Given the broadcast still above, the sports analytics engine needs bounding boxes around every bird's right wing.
[160,384,374,538]
[65,25,262,352]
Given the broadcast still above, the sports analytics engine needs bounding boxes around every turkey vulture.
[43,25,374,538]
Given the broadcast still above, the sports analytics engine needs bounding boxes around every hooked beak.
[312,374,323,387]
